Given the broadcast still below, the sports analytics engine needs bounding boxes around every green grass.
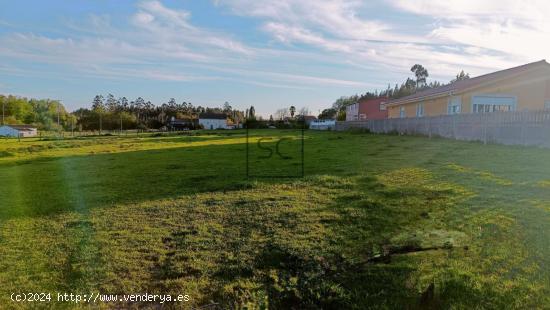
[0,130,548,308]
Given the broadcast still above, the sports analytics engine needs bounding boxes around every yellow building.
[385,60,550,118]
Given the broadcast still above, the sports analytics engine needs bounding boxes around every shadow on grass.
[0,142,253,219]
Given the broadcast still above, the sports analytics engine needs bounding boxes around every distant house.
[199,113,229,130]
[385,60,550,118]
[301,115,317,126]
[346,97,388,121]
[286,115,318,127]
[167,116,197,130]
[310,119,336,130]
[0,125,38,137]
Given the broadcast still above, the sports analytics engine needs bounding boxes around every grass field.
[0,130,549,308]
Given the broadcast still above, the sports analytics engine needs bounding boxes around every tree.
[318,108,337,120]
[223,102,232,113]
[411,64,429,89]
[92,95,105,134]
[1,96,5,125]
[248,106,255,119]
[105,94,118,112]
[451,70,470,83]
[332,95,359,113]
[119,97,129,111]
[274,108,289,120]
[289,106,296,118]
[92,95,105,111]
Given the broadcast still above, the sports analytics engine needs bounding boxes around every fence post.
[428,117,432,138]
[521,111,526,145]
[483,113,487,145]
[451,114,458,140]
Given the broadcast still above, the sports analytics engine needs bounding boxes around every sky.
[1,0,549,116]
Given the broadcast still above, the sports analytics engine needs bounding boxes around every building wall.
[310,120,336,130]
[388,67,550,118]
[0,126,37,137]
[199,119,227,130]
[21,129,37,137]
[346,103,359,121]
[358,98,388,120]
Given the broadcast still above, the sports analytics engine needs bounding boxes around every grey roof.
[199,113,227,120]
[3,124,37,131]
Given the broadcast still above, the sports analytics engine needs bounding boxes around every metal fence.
[336,110,550,147]
[1,128,198,141]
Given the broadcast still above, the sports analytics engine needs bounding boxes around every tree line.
[0,95,76,131]
[1,93,248,131]
[320,65,471,120]
[77,95,249,131]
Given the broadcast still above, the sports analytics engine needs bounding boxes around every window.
[473,104,512,113]
[448,96,461,115]
[472,96,516,113]
[416,103,424,117]
[399,106,406,118]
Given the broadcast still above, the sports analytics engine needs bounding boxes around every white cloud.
[390,0,548,20]
[390,0,550,63]
[3,0,548,106]
[217,0,549,80]
[215,0,392,41]
[0,1,371,92]
[131,1,252,55]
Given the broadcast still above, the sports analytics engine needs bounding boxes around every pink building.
[346,98,388,121]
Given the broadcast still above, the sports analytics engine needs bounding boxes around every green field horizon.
[0,130,548,308]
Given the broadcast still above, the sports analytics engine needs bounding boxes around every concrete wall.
[336,110,550,147]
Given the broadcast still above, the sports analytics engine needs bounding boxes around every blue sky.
[1,0,548,116]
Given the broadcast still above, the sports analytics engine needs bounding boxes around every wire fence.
[1,128,198,142]
[336,110,550,147]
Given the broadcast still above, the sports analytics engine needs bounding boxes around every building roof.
[2,124,37,131]
[385,60,550,107]
[199,113,227,120]
[301,115,317,121]
[169,119,195,124]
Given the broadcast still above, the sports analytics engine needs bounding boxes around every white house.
[0,125,38,137]
[198,113,229,130]
[346,103,360,121]
[310,119,336,130]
